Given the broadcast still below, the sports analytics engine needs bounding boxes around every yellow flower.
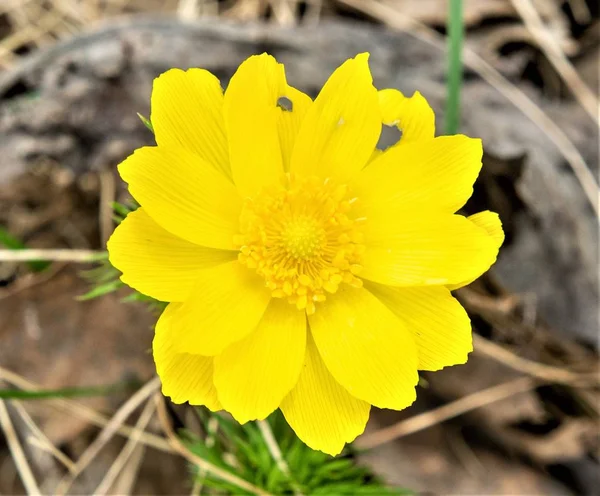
[107,53,503,455]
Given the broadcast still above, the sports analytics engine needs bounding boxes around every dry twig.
[55,377,161,495]
[0,367,173,454]
[473,334,599,386]
[11,401,76,474]
[109,440,146,494]
[355,376,536,450]
[93,397,156,495]
[0,249,106,263]
[0,400,41,494]
[98,168,116,247]
[509,0,598,123]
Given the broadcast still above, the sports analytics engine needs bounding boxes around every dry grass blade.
[269,0,297,26]
[509,0,598,123]
[11,401,76,473]
[0,249,106,263]
[55,377,161,495]
[0,367,173,454]
[93,397,156,495]
[155,394,274,496]
[110,440,146,495]
[473,334,599,386]
[338,0,600,217]
[98,168,116,246]
[355,377,536,450]
[0,263,67,302]
[0,400,41,494]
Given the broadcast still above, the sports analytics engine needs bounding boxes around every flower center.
[234,175,365,314]
[281,216,325,260]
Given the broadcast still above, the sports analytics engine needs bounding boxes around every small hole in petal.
[277,96,293,112]
[376,123,402,151]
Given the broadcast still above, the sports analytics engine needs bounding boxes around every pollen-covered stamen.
[235,175,365,314]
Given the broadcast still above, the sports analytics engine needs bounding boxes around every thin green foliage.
[79,200,163,307]
[182,410,412,495]
[446,0,464,135]
[0,225,51,272]
[0,381,140,400]
[137,113,154,133]
[79,255,166,312]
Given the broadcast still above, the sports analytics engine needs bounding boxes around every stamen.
[235,175,365,313]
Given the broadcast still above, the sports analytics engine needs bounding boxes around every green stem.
[0,382,139,400]
[446,0,464,135]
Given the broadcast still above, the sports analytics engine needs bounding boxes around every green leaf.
[137,113,154,133]
[0,381,139,400]
[0,225,51,272]
[183,409,412,495]
[77,279,124,301]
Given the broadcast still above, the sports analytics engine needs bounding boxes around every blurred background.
[0,0,598,494]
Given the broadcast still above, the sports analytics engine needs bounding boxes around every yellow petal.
[170,261,271,356]
[467,210,505,245]
[154,304,221,411]
[151,68,230,178]
[277,86,312,171]
[107,208,235,302]
[308,285,419,410]
[118,146,242,250]
[366,283,472,371]
[214,299,306,423]
[354,135,482,214]
[224,54,287,196]
[447,211,505,290]
[378,89,435,144]
[361,213,499,287]
[290,53,380,181]
[280,333,370,456]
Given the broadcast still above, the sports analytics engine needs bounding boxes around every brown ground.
[0,1,598,494]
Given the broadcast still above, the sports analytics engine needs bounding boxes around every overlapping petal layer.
[169,261,272,356]
[281,333,370,456]
[107,208,235,301]
[354,135,483,214]
[151,68,231,178]
[447,211,505,290]
[366,283,472,371]
[360,213,499,287]
[119,146,242,250]
[153,304,221,411]
[214,299,306,423]
[224,54,312,196]
[309,285,419,409]
[290,53,380,181]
